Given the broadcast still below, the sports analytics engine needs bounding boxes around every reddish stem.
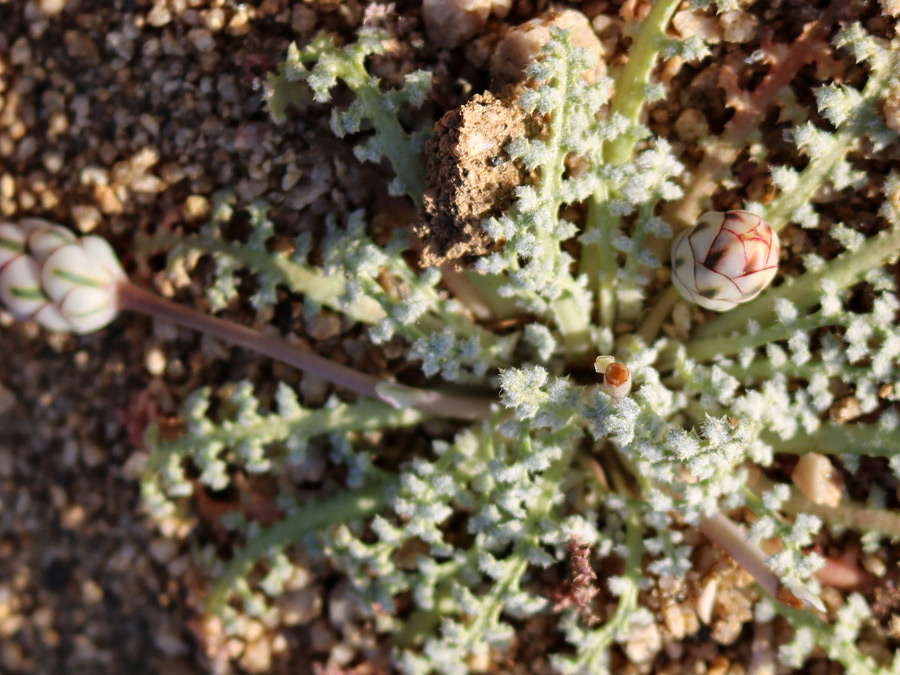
[116,281,494,420]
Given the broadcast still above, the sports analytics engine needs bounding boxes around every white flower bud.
[671,210,780,312]
[0,219,125,333]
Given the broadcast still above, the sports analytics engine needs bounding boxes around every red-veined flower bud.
[0,219,125,333]
[671,210,780,312]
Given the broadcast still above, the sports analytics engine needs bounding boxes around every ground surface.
[0,1,356,672]
[1,1,898,674]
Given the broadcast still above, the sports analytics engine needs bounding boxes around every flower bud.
[0,219,125,333]
[595,355,632,398]
[670,210,779,312]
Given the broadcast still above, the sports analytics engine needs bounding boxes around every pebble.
[490,9,606,86]
[148,538,179,565]
[422,0,492,48]
[328,580,363,629]
[81,579,104,604]
[71,205,102,233]
[0,382,17,414]
[329,642,356,667]
[80,441,105,468]
[60,504,86,529]
[791,452,842,507]
[721,9,758,43]
[291,5,316,36]
[309,617,337,653]
[623,619,662,666]
[662,603,686,640]
[148,2,172,27]
[298,373,328,407]
[239,638,272,673]
[277,586,322,625]
[38,0,67,16]
[696,578,718,624]
[304,311,342,341]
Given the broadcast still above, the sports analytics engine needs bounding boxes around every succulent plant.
[9,4,900,674]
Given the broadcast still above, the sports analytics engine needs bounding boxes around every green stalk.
[717,358,873,385]
[459,269,522,321]
[395,568,461,647]
[139,232,498,346]
[526,40,594,362]
[770,602,893,675]
[636,286,679,343]
[764,423,900,460]
[464,447,571,640]
[782,490,900,538]
[677,312,829,364]
[140,232,384,323]
[603,0,682,166]
[206,481,389,612]
[582,0,681,329]
[761,56,896,233]
[552,295,593,363]
[581,191,619,331]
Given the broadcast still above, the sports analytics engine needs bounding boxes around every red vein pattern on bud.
[671,210,780,312]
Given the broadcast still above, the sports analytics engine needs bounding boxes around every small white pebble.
[188,28,215,53]
[696,578,718,624]
[71,204,102,233]
[490,9,606,86]
[38,0,67,15]
[239,638,272,674]
[61,503,86,529]
[422,0,492,48]
[720,10,758,43]
[122,451,149,481]
[623,619,662,665]
[792,453,842,507]
[663,603,686,639]
[862,553,886,578]
[673,10,722,43]
[42,152,64,174]
[148,538,179,564]
[145,346,167,376]
[147,2,172,27]
[81,578,103,604]
[880,0,900,17]
[277,587,322,625]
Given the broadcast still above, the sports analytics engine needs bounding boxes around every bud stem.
[116,281,494,420]
[697,513,781,599]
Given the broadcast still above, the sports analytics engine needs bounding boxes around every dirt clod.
[415,89,536,268]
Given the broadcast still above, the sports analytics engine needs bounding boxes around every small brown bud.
[603,361,632,398]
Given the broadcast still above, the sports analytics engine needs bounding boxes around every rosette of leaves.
[143,8,900,675]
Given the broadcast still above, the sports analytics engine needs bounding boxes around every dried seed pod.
[671,210,779,312]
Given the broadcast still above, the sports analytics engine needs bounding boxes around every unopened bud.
[595,356,631,398]
[0,219,125,333]
[671,210,779,312]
